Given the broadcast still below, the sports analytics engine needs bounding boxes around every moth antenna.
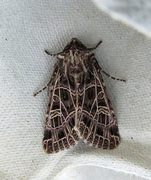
[100,68,126,82]
[45,50,60,57]
[86,40,103,51]
[34,80,51,97]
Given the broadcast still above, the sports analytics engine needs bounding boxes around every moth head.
[63,38,87,52]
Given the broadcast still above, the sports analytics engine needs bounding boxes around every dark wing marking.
[77,59,120,149]
[43,63,79,153]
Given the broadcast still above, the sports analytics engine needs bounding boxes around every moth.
[34,38,126,154]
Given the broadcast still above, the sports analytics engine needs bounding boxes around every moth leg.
[100,68,126,82]
[86,40,103,51]
[33,80,51,97]
[45,50,60,57]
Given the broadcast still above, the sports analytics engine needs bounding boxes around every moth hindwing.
[34,38,126,154]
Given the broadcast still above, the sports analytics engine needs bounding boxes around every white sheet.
[0,0,151,179]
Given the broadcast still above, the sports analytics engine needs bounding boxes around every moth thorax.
[68,62,83,74]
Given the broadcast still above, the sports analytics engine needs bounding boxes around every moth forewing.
[34,38,125,153]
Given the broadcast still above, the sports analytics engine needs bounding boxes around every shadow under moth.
[34,38,126,154]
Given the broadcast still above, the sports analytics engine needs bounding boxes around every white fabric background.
[93,0,151,38]
[0,0,151,180]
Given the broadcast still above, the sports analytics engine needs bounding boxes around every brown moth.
[34,38,126,154]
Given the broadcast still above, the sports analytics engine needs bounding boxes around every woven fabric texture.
[0,0,151,180]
